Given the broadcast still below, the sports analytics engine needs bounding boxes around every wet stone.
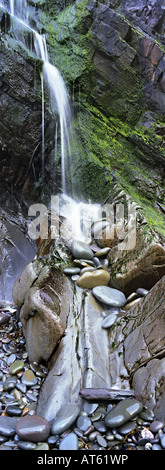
[92,286,126,308]
[9,360,24,375]
[160,434,165,449]
[101,313,117,329]
[97,434,107,447]
[63,267,81,275]
[16,415,50,442]
[105,398,143,428]
[71,240,93,260]
[22,369,38,386]
[59,432,78,450]
[118,421,136,435]
[150,420,164,433]
[93,420,107,433]
[51,404,80,435]
[17,440,37,450]
[0,416,18,437]
[0,314,10,326]
[77,415,91,432]
[136,288,149,297]
[6,405,23,417]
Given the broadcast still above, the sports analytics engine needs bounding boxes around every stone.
[95,247,110,257]
[118,421,136,435]
[6,405,23,417]
[77,415,91,432]
[63,267,81,275]
[18,265,73,363]
[97,434,107,447]
[16,415,50,442]
[59,432,78,450]
[0,416,18,437]
[136,288,149,296]
[9,360,24,375]
[0,313,10,326]
[76,269,110,289]
[18,441,37,450]
[71,240,93,260]
[92,286,126,307]
[105,398,143,428]
[93,420,107,433]
[124,298,142,310]
[51,404,80,434]
[22,369,38,386]
[150,420,164,433]
[101,313,117,329]
[34,442,49,450]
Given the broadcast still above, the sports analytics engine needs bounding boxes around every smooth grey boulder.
[71,240,93,260]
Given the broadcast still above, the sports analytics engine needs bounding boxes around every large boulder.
[12,255,73,363]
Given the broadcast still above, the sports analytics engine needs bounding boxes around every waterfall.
[1,0,72,193]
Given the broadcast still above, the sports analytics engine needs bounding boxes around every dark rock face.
[0,9,53,193]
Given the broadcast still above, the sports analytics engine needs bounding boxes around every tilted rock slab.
[109,275,165,420]
[13,260,73,363]
[37,290,112,421]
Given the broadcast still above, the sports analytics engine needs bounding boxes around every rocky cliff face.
[0,0,164,236]
[36,0,165,235]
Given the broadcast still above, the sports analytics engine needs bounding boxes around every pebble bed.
[0,306,165,451]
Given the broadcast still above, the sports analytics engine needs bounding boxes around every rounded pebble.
[77,415,91,432]
[16,415,50,442]
[59,432,78,450]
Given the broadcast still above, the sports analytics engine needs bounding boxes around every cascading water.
[1,0,72,193]
[0,0,101,246]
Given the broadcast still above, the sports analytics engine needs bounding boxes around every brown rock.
[16,415,50,442]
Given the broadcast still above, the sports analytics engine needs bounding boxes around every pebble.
[0,416,18,437]
[51,403,80,434]
[63,267,81,275]
[77,415,91,432]
[59,432,78,450]
[136,288,149,297]
[124,298,141,310]
[17,440,37,450]
[0,313,10,326]
[105,398,143,428]
[150,420,164,433]
[9,360,24,375]
[118,421,136,435]
[92,286,126,308]
[71,240,93,260]
[97,434,107,447]
[16,415,50,442]
[22,369,38,386]
[6,405,23,417]
[160,434,165,449]
[101,313,117,329]
[76,269,110,289]
[95,247,110,257]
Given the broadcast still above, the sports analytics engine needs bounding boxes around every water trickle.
[2,0,72,193]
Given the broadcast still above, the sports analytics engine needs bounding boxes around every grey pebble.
[96,434,107,447]
[160,433,165,449]
[77,415,91,432]
[93,420,107,433]
[17,440,37,450]
[59,432,78,450]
